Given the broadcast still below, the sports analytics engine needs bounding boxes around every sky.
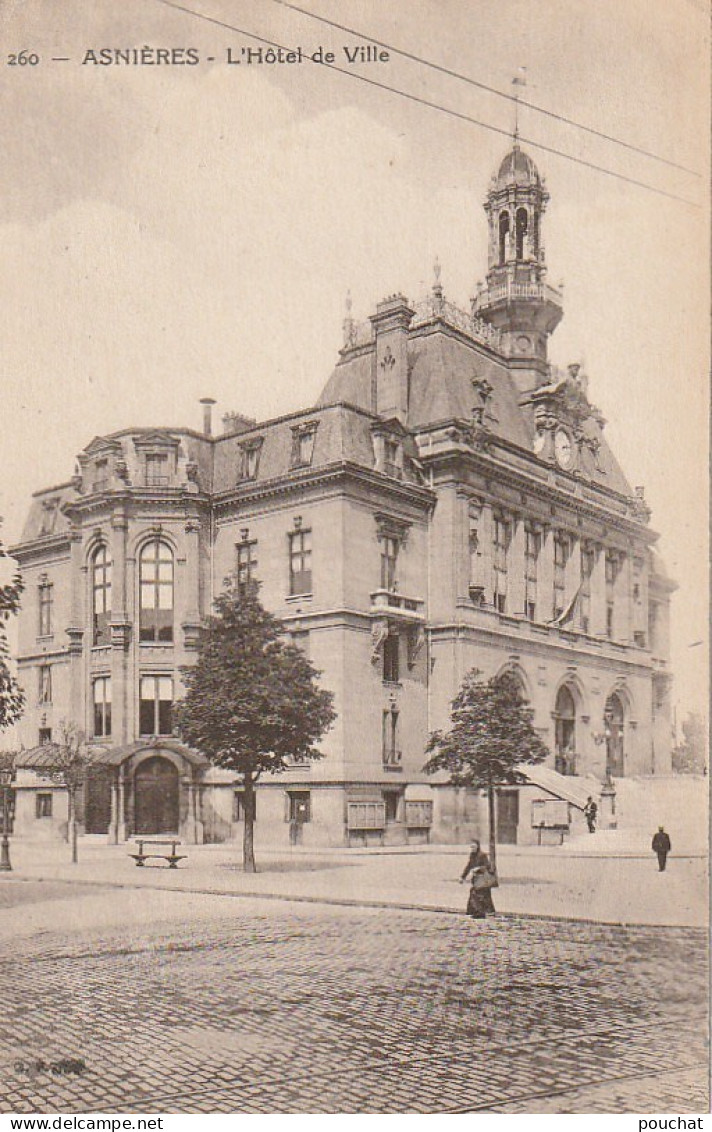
[0,0,708,722]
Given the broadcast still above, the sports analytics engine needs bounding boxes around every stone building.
[10,144,675,848]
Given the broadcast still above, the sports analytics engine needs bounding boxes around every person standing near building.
[652,826,671,871]
[460,840,496,916]
[583,796,598,834]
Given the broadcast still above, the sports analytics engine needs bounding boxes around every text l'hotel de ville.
[78,44,391,66]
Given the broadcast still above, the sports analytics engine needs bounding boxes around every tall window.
[92,545,112,645]
[605,550,620,640]
[139,675,173,736]
[515,207,528,259]
[93,676,112,738]
[524,527,540,621]
[493,515,510,613]
[289,529,312,595]
[145,453,169,486]
[380,535,399,591]
[382,707,401,768]
[383,632,400,683]
[580,545,595,634]
[38,665,52,705]
[236,540,258,595]
[555,685,576,775]
[553,533,570,620]
[139,540,174,642]
[498,210,510,264]
[38,581,53,636]
[36,794,53,819]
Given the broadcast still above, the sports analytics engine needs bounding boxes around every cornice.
[10,534,71,563]
[420,441,657,544]
[212,461,435,514]
[428,619,661,676]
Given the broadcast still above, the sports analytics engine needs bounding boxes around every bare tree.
[44,722,102,864]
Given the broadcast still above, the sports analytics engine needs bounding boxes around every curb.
[1,872,705,933]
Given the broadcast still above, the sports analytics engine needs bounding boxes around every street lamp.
[0,767,13,872]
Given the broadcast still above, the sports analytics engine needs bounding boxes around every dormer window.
[384,438,401,479]
[38,499,59,536]
[238,438,263,482]
[291,423,318,469]
[145,453,169,487]
[93,459,109,494]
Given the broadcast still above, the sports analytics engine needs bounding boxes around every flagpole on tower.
[512,67,527,143]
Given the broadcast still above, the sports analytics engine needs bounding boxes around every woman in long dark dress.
[460,840,496,918]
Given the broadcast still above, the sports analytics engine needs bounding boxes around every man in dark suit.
[652,827,672,871]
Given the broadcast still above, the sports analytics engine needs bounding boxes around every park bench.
[129,839,186,869]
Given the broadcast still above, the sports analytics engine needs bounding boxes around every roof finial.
[512,67,527,143]
[432,256,443,303]
[343,289,355,347]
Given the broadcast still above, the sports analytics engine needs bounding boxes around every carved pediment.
[132,431,181,452]
[81,436,123,460]
[371,416,411,439]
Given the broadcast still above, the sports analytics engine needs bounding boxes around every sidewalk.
[2,835,707,929]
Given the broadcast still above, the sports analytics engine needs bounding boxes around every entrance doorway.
[84,766,112,834]
[134,756,180,835]
[605,693,625,777]
[497,789,519,844]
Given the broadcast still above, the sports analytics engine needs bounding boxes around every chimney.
[369,294,414,422]
[200,397,216,436]
[222,411,257,437]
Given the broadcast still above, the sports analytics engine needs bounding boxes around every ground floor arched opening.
[133,755,180,835]
[605,693,625,777]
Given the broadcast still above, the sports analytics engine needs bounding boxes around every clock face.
[554,428,573,469]
[533,430,546,455]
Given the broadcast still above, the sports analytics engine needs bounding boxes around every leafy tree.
[174,580,336,873]
[672,712,708,775]
[0,534,24,733]
[424,669,548,869]
[44,721,101,864]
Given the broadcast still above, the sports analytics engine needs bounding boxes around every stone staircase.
[565,775,708,855]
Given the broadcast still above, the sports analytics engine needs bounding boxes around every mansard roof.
[20,482,75,544]
[318,317,633,497]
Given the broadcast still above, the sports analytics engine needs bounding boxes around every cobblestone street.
[0,881,707,1114]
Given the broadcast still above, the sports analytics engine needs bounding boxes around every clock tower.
[472,142,563,388]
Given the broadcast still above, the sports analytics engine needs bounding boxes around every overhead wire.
[270,0,699,178]
[153,0,700,208]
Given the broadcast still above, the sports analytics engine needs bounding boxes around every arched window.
[498,211,510,264]
[92,546,112,646]
[515,208,528,260]
[139,539,174,642]
[555,686,576,775]
[604,693,625,777]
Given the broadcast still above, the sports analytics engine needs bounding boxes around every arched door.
[605,694,625,777]
[134,756,180,835]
